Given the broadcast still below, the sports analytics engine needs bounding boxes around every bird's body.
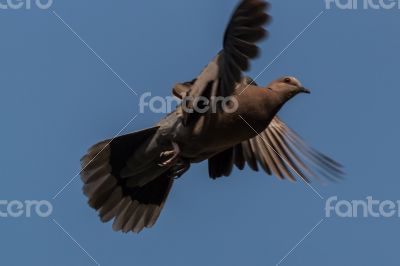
[80,0,343,233]
[170,85,281,161]
[132,82,282,167]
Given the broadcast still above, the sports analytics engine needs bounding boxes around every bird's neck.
[259,97,284,132]
[260,88,286,114]
[239,89,285,134]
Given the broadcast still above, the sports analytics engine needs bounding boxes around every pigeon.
[81,0,343,233]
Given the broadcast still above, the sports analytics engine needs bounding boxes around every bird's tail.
[80,126,174,233]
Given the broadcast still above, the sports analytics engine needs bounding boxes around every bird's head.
[267,76,310,101]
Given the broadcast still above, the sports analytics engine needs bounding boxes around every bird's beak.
[299,87,311,94]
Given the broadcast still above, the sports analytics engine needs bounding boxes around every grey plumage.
[80,0,343,234]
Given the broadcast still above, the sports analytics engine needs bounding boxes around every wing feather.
[182,0,270,126]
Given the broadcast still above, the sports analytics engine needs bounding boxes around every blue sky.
[1,0,400,265]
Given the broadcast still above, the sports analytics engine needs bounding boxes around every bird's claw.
[170,160,190,179]
[158,142,180,167]
[158,151,177,167]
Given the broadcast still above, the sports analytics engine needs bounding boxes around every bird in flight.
[81,0,343,233]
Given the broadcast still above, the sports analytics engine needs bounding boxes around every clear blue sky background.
[1,0,399,265]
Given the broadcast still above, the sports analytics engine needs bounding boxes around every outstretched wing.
[219,0,269,96]
[181,0,270,126]
[209,116,344,182]
[208,77,344,182]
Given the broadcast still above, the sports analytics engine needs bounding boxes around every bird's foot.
[170,159,191,179]
[158,142,180,167]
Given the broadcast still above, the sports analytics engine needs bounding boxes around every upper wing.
[219,0,269,96]
[181,0,270,126]
[209,116,344,182]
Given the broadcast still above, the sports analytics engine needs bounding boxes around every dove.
[81,0,343,233]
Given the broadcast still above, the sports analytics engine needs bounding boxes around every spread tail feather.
[80,127,174,233]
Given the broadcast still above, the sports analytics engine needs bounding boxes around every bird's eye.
[284,78,291,83]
